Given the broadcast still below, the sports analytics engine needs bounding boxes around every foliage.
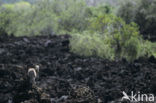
[89,14,121,33]
[0,0,155,62]
[54,0,89,33]
[118,0,156,40]
[136,0,156,39]
[152,43,156,58]
[0,3,17,35]
[86,5,112,17]
[117,1,138,24]
[139,41,156,58]
[0,0,115,36]
[70,13,144,61]
[0,1,58,36]
[70,31,115,60]
[0,0,89,36]
[0,2,32,35]
[122,37,141,61]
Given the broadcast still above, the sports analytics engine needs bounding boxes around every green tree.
[135,0,156,40]
[118,0,156,40]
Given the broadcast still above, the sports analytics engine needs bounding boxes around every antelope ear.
[35,65,39,69]
[35,65,40,72]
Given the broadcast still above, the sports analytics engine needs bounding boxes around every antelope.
[28,65,40,85]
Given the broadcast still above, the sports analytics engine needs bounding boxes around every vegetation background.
[0,0,155,62]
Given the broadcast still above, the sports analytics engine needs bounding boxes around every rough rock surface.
[0,35,156,103]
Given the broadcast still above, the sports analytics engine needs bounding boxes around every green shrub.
[36,0,90,34]
[70,13,143,62]
[0,3,17,35]
[0,2,32,36]
[70,31,115,60]
[122,37,141,61]
[0,1,58,36]
[152,43,156,58]
[139,41,156,58]
[0,0,90,36]
[55,0,89,33]
[13,3,58,36]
